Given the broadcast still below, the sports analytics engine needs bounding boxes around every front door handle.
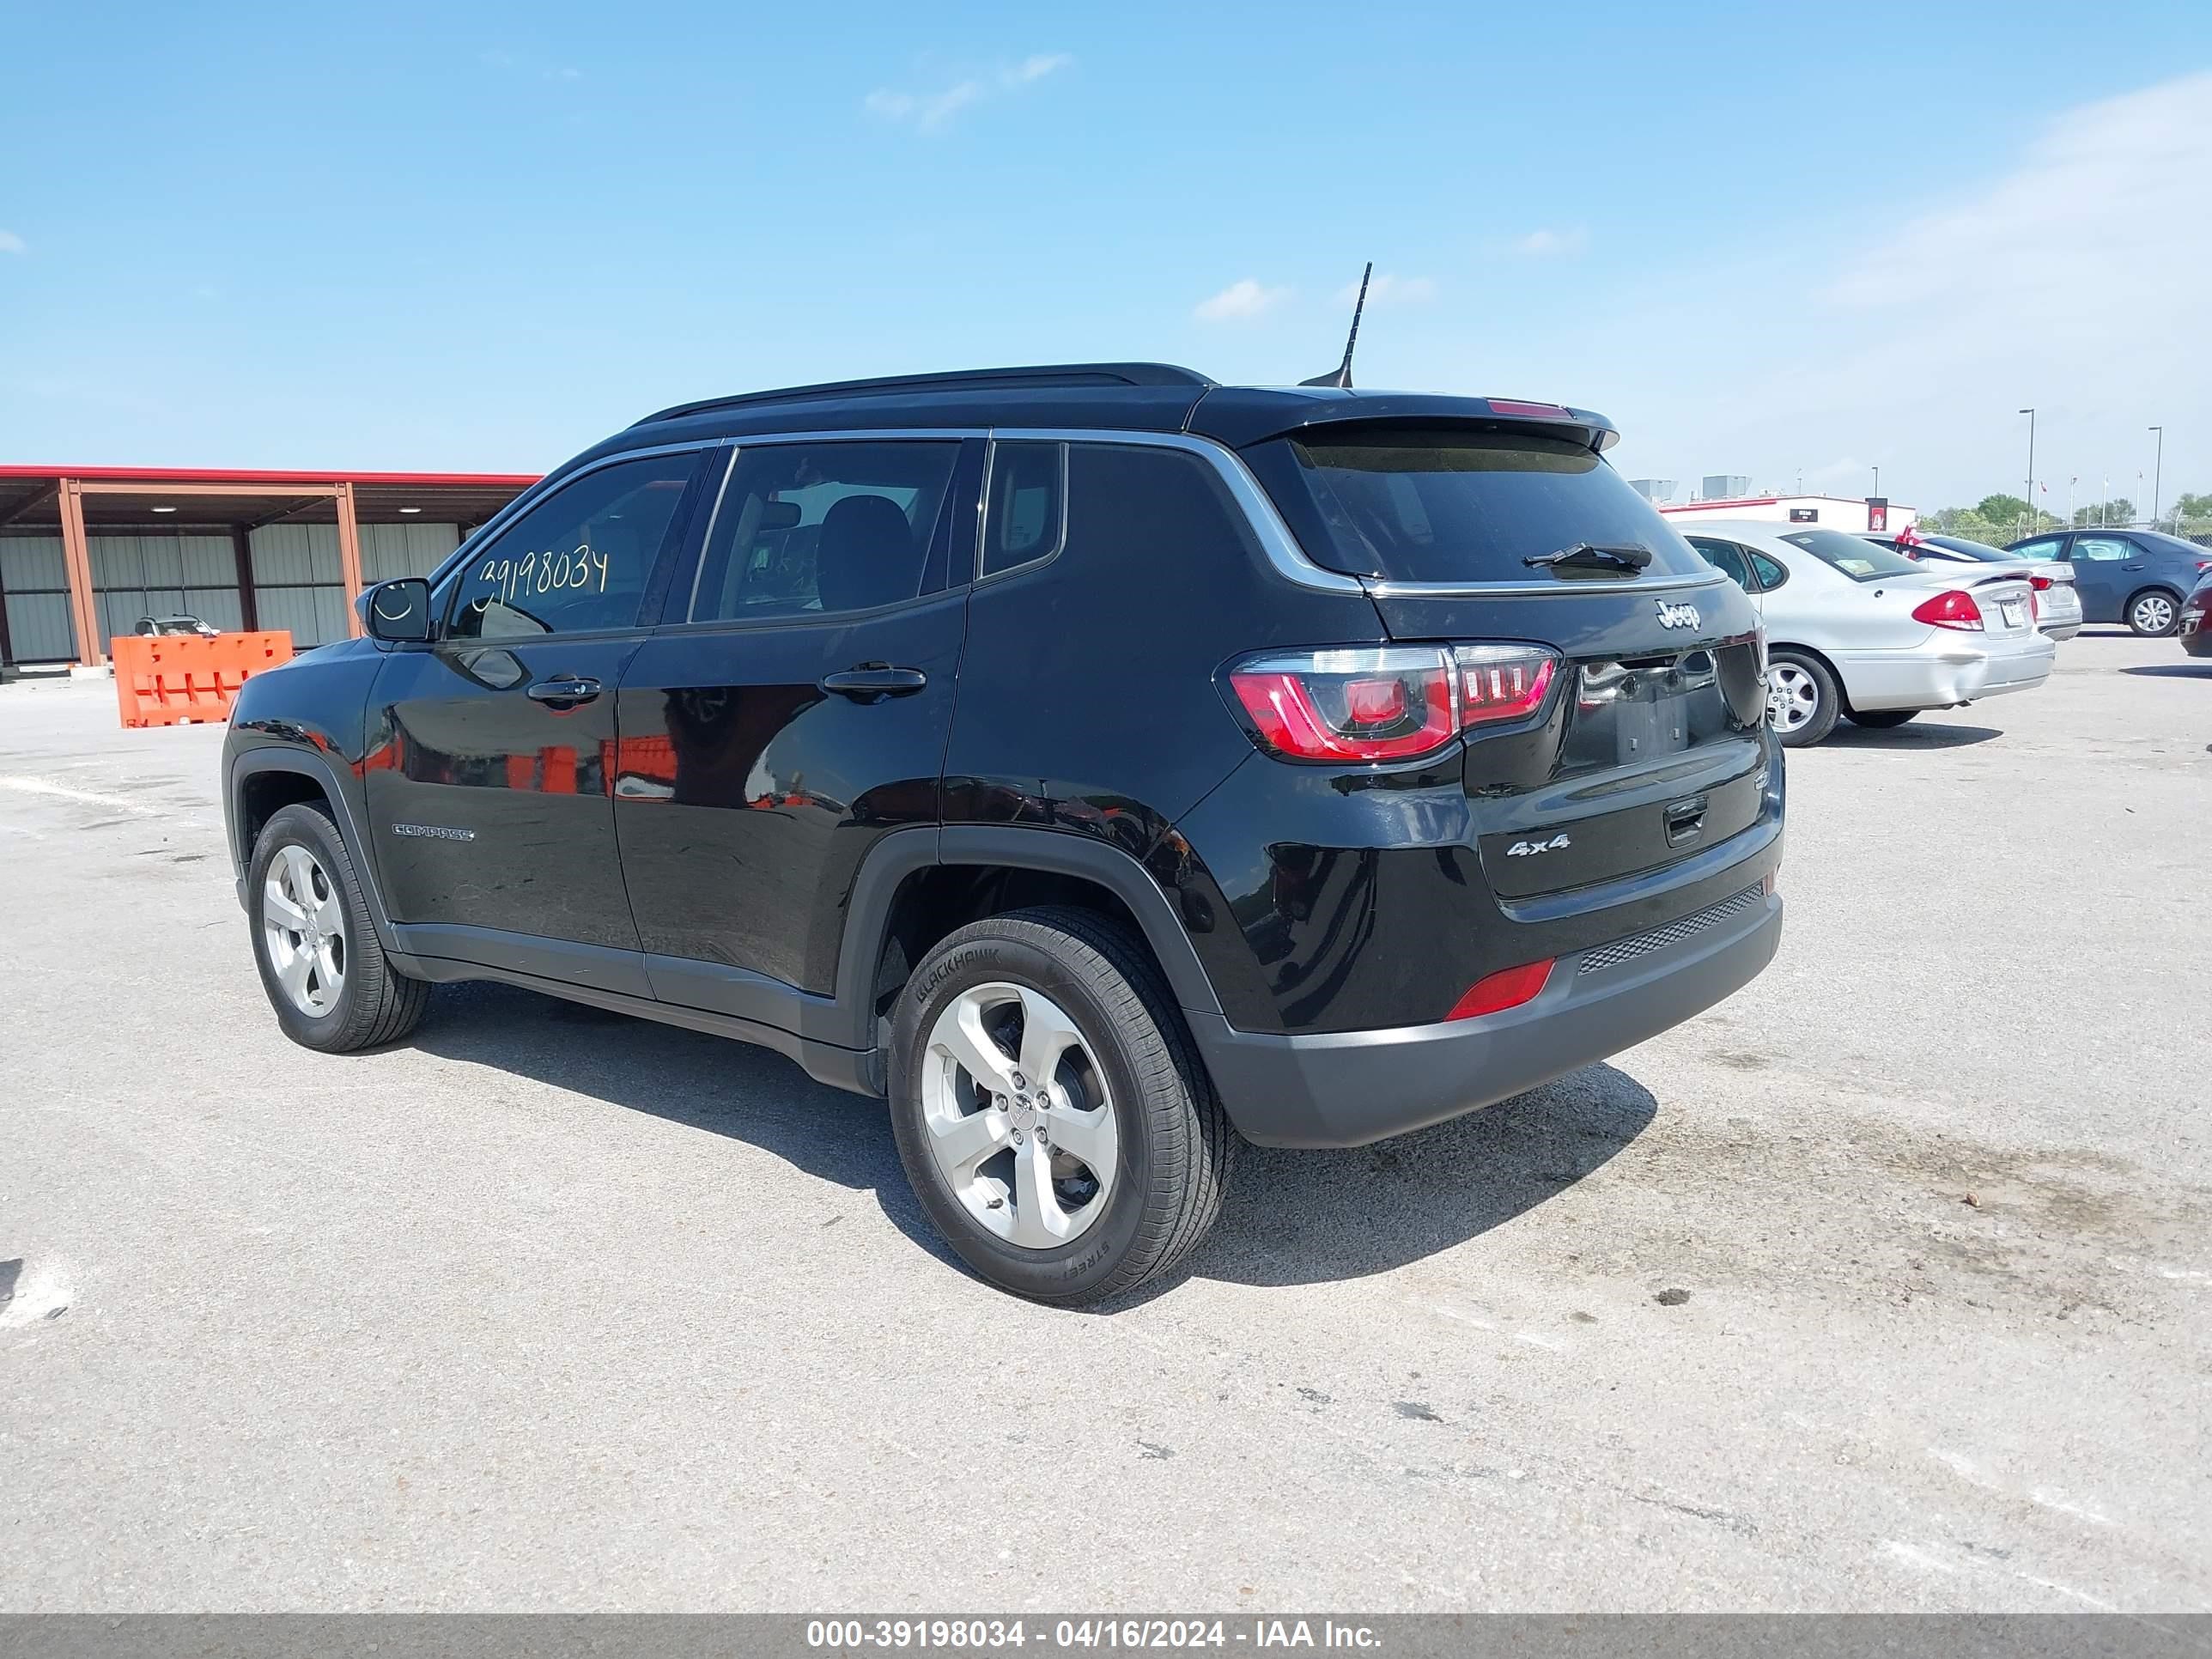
[821,665,928,701]
[527,676,602,707]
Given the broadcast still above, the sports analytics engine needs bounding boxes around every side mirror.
[364,578,434,642]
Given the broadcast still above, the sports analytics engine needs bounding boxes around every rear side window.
[1686,537,1752,589]
[1254,427,1709,585]
[1780,527,1920,581]
[688,441,959,621]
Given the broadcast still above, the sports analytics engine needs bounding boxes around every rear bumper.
[1192,885,1783,1148]
[1837,635,2055,711]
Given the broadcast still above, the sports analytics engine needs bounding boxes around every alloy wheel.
[2132,593,2176,635]
[263,843,346,1017]
[1765,663,1819,734]
[920,981,1120,1249]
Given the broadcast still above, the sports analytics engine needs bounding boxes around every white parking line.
[0,775,159,815]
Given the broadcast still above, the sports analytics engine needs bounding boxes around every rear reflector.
[1448,958,1554,1020]
[1226,642,1559,763]
[1911,589,1984,631]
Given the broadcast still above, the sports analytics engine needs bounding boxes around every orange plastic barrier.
[110,630,295,729]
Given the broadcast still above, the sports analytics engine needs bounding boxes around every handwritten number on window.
[475,544,611,607]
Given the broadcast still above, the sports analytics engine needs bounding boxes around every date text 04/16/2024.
[804,1620,1383,1650]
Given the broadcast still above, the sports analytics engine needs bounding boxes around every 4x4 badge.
[1656,600,1701,630]
[1505,834,1572,858]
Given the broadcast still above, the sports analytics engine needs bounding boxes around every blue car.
[2003,528,2212,636]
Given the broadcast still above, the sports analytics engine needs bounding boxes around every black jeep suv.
[222,364,1784,1303]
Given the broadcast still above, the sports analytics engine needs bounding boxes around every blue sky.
[3,0,2209,509]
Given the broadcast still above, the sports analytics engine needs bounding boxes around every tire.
[1764,649,1842,747]
[888,906,1233,1305]
[248,802,430,1054]
[1845,708,1917,730]
[2126,589,2180,637]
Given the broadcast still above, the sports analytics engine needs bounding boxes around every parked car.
[2002,528,2212,636]
[1858,532,2082,642]
[222,362,1785,1304]
[1683,520,2054,746]
[2180,571,2212,658]
[136,613,221,637]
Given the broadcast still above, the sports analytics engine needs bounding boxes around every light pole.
[2019,408,2035,536]
[2149,426,2164,526]
[1873,465,1881,498]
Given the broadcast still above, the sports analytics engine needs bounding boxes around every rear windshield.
[1255,428,1709,585]
[1782,528,1922,580]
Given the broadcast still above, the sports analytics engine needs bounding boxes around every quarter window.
[447,453,698,640]
[688,441,959,622]
[1748,551,1790,591]
[981,442,1067,578]
[1060,442,1261,577]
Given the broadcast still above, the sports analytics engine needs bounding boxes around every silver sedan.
[1680,521,2057,746]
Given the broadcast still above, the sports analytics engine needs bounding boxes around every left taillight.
[1225,643,1558,763]
[1911,589,1984,631]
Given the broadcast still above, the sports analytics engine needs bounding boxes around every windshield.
[1253,428,1710,584]
[1783,528,1922,581]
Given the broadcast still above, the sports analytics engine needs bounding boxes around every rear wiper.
[1524,543,1654,574]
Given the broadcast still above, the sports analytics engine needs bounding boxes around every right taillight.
[1225,643,1558,763]
[1911,589,1984,631]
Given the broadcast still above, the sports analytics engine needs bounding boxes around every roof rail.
[637,363,1217,426]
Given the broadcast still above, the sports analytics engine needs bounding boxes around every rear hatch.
[1237,419,1769,902]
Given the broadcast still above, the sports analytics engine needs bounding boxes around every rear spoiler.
[1186,387,1620,453]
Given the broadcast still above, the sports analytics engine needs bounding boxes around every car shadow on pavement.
[1170,1063,1656,1296]
[409,981,963,1269]
[405,981,1657,1304]
[1822,721,2002,750]
[2122,663,2212,678]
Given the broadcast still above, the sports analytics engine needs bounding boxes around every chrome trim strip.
[1363,571,1734,599]
[981,426,1366,595]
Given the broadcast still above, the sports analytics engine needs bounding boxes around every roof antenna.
[1301,262,1371,389]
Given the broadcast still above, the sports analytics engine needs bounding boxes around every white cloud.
[1340,272,1436,305]
[866,53,1073,132]
[1194,278,1290,322]
[1512,228,1588,258]
[0,231,25,256]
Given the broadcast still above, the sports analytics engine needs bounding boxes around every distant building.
[1658,494,1917,535]
[1702,474,1751,501]
[1629,478,1677,503]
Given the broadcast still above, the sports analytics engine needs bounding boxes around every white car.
[1860,532,2083,642]
[1679,520,2057,746]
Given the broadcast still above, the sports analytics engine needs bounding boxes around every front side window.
[2014,538,2065,562]
[2072,537,2133,562]
[1779,527,1920,581]
[1255,427,1709,585]
[1687,537,1752,589]
[689,441,958,622]
[447,453,698,640]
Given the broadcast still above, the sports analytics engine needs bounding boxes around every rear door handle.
[821,665,928,701]
[2122,562,2145,570]
[527,676,602,706]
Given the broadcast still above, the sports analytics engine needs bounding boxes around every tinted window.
[2073,537,2133,562]
[1063,442,1262,580]
[2134,530,2209,556]
[448,453,698,640]
[1261,428,1708,584]
[1748,551,1790,590]
[1780,527,1920,581]
[688,441,958,622]
[1924,535,2017,561]
[1687,537,1752,588]
[981,442,1068,577]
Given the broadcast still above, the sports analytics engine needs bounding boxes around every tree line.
[1918,492,2212,546]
